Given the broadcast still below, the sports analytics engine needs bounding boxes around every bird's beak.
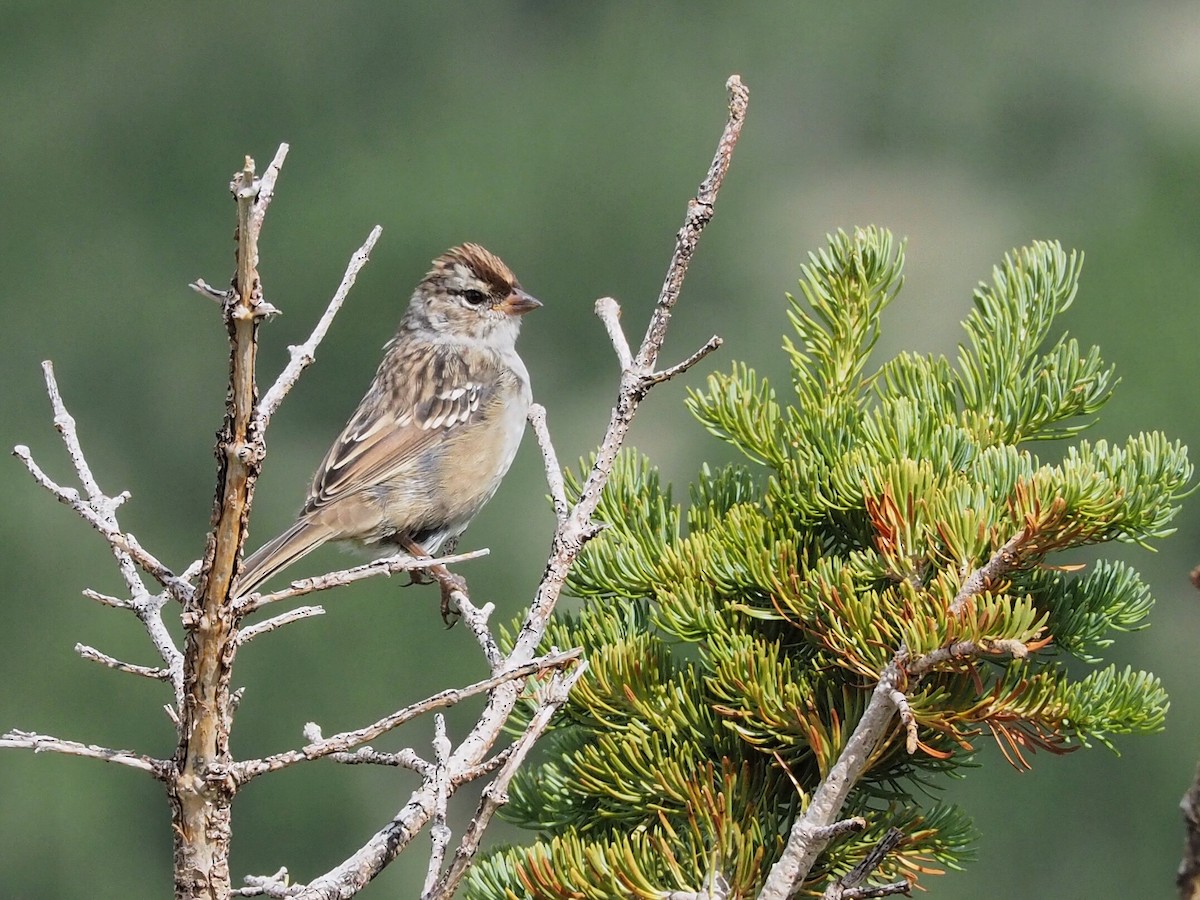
[497,289,542,317]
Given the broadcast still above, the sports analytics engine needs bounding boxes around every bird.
[235,243,540,601]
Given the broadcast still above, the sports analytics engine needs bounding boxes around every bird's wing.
[302,345,500,515]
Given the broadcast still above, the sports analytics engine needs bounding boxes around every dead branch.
[276,75,748,899]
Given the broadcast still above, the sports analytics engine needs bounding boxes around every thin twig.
[13,441,190,603]
[428,663,586,900]
[234,867,298,898]
[191,278,231,304]
[823,827,909,900]
[643,334,724,386]
[255,225,383,428]
[528,403,569,523]
[235,547,488,614]
[448,589,502,671]
[423,715,453,898]
[236,606,326,645]
[0,730,168,778]
[329,746,431,773]
[82,588,132,609]
[75,643,172,680]
[595,296,634,371]
[233,648,580,783]
[249,143,290,235]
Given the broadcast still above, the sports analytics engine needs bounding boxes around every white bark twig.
[236,606,326,645]
[286,76,749,900]
[249,143,290,235]
[427,662,587,900]
[528,403,569,524]
[12,362,188,709]
[234,867,298,898]
[13,435,190,602]
[81,588,132,610]
[595,296,634,371]
[448,589,502,671]
[75,644,172,680]
[329,746,430,772]
[422,716,453,898]
[235,547,488,614]
[232,648,581,783]
[255,225,383,429]
[0,730,168,778]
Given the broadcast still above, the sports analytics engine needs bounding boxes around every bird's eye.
[462,289,488,306]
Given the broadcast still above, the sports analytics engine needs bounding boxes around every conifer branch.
[761,527,1034,898]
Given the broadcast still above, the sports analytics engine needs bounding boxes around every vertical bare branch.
[288,75,749,898]
[173,148,282,900]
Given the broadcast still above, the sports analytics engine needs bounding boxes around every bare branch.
[427,663,586,900]
[422,716,453,898]
[191,278,231,304]
[528,403,569,523]
[644,334,724,387]
[82,588,132,609]
[1,729,168,778]
[249,143,290,235]
[632,75,747,375]
[823,827,909,900]
[236,606,326,645]
[447,589,502,671]
[174,148,280,898]
[234,867,299,898]
[75,643,172,680]
[235,547,487,614]
[329,746,430,773]
[14,369,193,604]
[233,649,581,783]
[286,75,749,898]
[594,296,634,371]
[255,225,383,428]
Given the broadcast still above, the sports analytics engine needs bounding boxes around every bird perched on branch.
[236,243,540,604]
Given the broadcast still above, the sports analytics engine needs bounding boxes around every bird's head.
[409,243,541,345]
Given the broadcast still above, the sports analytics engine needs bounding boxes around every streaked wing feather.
[302,347,496,514]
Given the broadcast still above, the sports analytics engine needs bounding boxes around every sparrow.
[235,243,540,598]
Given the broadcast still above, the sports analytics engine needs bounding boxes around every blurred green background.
[3,2,1198,897]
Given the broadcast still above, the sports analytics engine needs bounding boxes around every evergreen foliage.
[467,228,1191,898]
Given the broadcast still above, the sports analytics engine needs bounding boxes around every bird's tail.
[236,519,335,597]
